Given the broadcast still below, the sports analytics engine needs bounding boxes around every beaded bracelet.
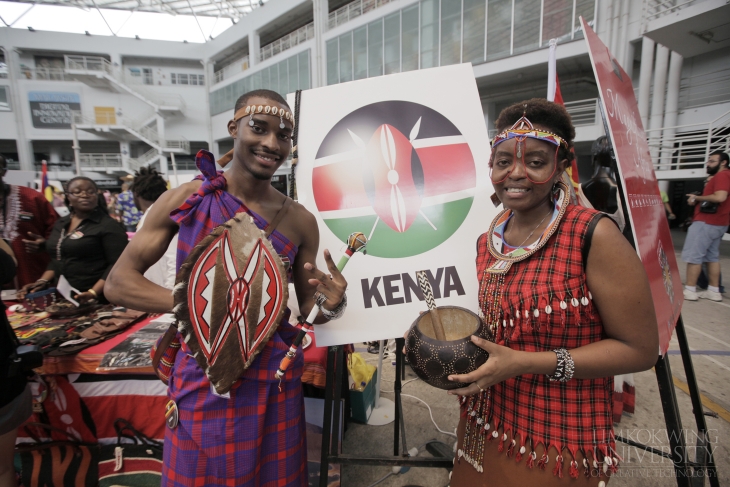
[322,294,347,321]
[547,348,575,382]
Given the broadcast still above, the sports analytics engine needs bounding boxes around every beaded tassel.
[538,453,549,470]
[459,388,490,473]
[526,451,536,469]
[569,460,579,478]
[553,455,563,478]
[515,445,525,463]
[507,439,516,458]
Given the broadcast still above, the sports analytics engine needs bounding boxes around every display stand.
[319,338,453,487]
[367,340,395,426]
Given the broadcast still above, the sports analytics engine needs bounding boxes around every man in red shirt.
[682,150,730,302]
[0,154,58,288]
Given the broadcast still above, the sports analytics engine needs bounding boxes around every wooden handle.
[416,271,447,341]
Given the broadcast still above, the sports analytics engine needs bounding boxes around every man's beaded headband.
[216,103,294,167]
[490,115,568,150]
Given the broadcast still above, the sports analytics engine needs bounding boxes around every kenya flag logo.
[313,101,476,258]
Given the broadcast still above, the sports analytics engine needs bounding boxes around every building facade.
[1,0,729,198]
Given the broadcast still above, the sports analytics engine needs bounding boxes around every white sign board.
[293,64,496,346]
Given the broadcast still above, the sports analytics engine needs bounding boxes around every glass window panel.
[402,5,419,72]
[354,26,368,79]
[277,60,288,94]
[384,12,400,75]
[179,73,189,84]
[420,0,439,69]
[463,0,486,65]
[542,0,573,44]
[327,39,340,85]
[440,0,462,66]
[340,32,354,82]
[513,0,541,54]
[368,19,384,77]
[299,51,310,90]
[574,0,594,38]
[260,68,270,89]
[487,0,512,60]
[252,71,262,90]
[288,59,295,93]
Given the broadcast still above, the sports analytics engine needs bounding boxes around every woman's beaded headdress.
[491,114,568,151]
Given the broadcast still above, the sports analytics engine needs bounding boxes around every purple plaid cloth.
[163,149,306,487]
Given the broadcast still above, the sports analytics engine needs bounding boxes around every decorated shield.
[174,214,288,394]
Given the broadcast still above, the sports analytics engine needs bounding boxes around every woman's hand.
[304,249,347,311]
[22,232,46,253]
[447,335,528,396]
[74,291,97,304]
[18,280,48,298]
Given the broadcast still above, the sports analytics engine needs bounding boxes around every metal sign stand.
[318,338,452,487]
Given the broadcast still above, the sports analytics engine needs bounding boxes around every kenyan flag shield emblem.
[313,101,476,258]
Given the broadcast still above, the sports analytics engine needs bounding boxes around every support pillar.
[638,37,655,129]
[249,33,261,67]
[659,51,683,171]
[648,44,669,165]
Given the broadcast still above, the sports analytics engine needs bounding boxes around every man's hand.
[22,232,46,253]
[686,194,697,206]
[18,280,47,298]
[304,249,348,311]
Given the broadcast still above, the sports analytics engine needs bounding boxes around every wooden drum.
[405,306,491,390]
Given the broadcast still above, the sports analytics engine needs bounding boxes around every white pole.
[170,152,179,188]
[374,339,385,409]
[72,122,81,176]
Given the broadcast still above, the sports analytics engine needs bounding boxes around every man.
[681,150,730,302]
[106,89,347,487]
[132,166,176,289]
[116,181,141,232]
[0,154,57,288]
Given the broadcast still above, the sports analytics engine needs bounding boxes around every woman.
[448,100,658,486]
[19,177,128,304]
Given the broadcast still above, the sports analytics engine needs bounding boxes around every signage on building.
[582,18,683,356]
[293,64,495,346]
[28,91,81,129]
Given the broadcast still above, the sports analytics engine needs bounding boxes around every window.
[402,5,419,72]
[420,0,439,69]
[0,86,11,111]
[463,0,486,65]
[327,39,339,85]
[340,32,354,82]
[440,0,462,66]
[513,0,541,55]
[542,0,573,44]
[172,73,204,85]
[368,19,384,77]
[487,0,512,60]
[384,12,401,75]
[354,26,368,79]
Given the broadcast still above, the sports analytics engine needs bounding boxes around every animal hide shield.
[174,214,288,394]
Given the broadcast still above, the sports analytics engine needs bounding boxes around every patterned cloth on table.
[163,149,306,487]
[465,204,617,477]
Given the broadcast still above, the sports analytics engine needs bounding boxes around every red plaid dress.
[470,203,616,475]
[161,150,306,487]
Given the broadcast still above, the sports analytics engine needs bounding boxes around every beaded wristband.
[321,294,347,321]
[547,348,574,382]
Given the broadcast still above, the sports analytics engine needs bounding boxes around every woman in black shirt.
[19,177,128,303]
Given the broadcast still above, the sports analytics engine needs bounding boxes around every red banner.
[582,18,683,356]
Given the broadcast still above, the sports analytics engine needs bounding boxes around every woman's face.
[490,125,567,213]
[66,179,99,213]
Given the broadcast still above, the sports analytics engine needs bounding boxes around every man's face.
[227,96,293,180]
[707,155,721,175]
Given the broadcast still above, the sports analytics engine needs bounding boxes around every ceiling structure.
[4,0,267,19]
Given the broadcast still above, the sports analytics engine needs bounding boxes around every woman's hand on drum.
[304,249,348,311]
[446,335,525,396]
